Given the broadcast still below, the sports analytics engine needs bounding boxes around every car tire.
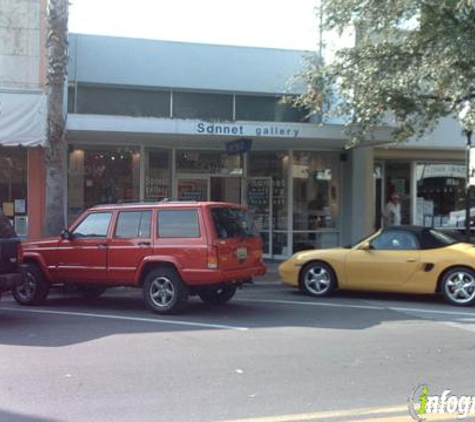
[300,261,337,297]
[76,285,108,299]
[12,263,50,306]
[441,266,475,306]
[143,267,189,314]
[198,285,237,305]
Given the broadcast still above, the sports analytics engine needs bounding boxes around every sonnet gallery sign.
[196,122,301,138]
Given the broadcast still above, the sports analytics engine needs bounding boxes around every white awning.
[0,89,47,146]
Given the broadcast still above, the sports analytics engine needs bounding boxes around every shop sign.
[196,122,300,138]
[0,90,47,146]
[420,164,466,180]
[226,138,252,155]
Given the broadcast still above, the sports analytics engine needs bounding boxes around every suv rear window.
[0,211,17,239]
[211,207,257,239]
[158,210,200,238]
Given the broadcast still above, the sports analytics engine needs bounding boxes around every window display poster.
[14,199,26,214]
[393,178,406,195]
[2,202,14,217]
[14,216,28,237]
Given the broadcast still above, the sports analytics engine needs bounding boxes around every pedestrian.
[383,193,402,227]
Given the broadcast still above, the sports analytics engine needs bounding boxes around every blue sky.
[68,0,321,51]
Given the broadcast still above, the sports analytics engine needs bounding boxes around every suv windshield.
[211,207,258,239]
[0,211,16,239]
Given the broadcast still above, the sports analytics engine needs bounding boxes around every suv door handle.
[138,241,151,246]
[406,258,417,263]
[97,243,108,249]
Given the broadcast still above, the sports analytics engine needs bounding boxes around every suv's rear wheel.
[143,267,189,314]
[76,285,108,299]
[13,263,49,305]
[198,285,237,304]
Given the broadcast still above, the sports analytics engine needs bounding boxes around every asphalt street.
[1,280,474,422]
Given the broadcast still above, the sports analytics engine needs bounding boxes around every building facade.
[374,119,467,233]
[0,0,47,239]
[66,34,395,258]
[1,25,467,255]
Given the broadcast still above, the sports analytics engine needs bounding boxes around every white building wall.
[68,34,308,95]
[0,0,42,89]
[386,116,467,151]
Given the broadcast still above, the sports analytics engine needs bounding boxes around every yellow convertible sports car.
[279,226,475,306]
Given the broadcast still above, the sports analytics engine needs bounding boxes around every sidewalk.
[258,260,281,282]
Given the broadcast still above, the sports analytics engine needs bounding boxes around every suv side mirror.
[60,229,72,240]
[360,241,373,251]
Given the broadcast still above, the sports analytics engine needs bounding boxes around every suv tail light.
[207,245,219,269]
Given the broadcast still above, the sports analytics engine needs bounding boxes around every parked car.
[13,201,266,313]
[279,225,475,306]
[0,211,24,301]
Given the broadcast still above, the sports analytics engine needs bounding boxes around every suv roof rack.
[91,201,148,208]
[159,198,199,203]
[90,198,200,208]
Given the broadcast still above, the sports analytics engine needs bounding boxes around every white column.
[349,146,375,243]
[139,145,145,201]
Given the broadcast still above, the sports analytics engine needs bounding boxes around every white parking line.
[235,297,475,318]
[0,306,249,331]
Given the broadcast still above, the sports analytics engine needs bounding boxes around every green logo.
[418,385,429,415]
[408,384,475,420]
[408,384,428,421]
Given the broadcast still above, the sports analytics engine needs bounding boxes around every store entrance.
[210,177,241,203]
[177,176,241,203]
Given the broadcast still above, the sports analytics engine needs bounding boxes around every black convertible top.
[383,225,458,249]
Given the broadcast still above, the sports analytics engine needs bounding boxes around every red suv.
[13,201,266,313]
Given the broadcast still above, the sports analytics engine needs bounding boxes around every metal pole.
[466,130,473,242]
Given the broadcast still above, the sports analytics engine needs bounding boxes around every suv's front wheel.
[143,267,189,314]
[13,263,50,305]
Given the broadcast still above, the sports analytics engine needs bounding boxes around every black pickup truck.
[0,212,24,301]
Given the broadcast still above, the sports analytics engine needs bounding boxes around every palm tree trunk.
[44,0,69,236]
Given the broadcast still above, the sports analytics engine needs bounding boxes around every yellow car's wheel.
[300,262,337,297]
[441,267,475,306]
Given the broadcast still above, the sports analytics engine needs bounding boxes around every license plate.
[236,247,248,260]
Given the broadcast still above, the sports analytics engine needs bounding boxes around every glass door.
[246,177,272,257]
[177,177,210,201]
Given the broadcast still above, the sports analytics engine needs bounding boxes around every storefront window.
[248,151,289,256]
[145,149,170,202]
[173,92,233,120]
[416,163,466,227]
[176,150,241,175]
[68,146,140,222]
[235,95,309,123]
[0,148,27,234]
[75,85,171,118]
[293,232,340,252]
[292,152,340,250]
